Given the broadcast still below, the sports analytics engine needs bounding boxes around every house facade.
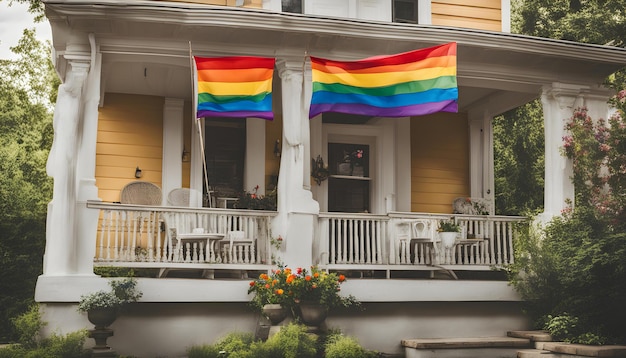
[35,0,626,356]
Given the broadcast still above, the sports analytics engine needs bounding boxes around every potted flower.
[289,266,358,326]
[78,277,142,330]
[248,268,292,325]
[438,219,461,249]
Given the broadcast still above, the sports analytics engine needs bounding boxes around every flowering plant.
[234,185,277,211]
[343,149,364,167]
[248,268,292,310]
[77,277,142,313]
[437,219,460,232]
[248,266,358,311]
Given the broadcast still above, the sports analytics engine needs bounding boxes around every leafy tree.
[1,0,46,22]
[0,28,55,342]
[493,100,545,215]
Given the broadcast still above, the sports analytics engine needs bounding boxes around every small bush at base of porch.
[0,304,90,358]
[186,323,378,358]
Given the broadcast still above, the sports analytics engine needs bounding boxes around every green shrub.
[264,323,316,358]
[1,304,89,358]
[11,304,44,349]
[323,332,377,358]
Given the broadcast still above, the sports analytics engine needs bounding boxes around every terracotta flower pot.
[87,307,118,330]
[262,304,288,325]
[298,302,328,326]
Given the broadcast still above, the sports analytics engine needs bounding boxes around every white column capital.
[542,82,589,110]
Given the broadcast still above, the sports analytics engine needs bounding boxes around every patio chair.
[409,220,440,265]
[219,230,255,264]
[167,187,190,207]
[120,181,162,205]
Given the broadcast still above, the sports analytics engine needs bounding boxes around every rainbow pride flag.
[309,42,457,118]
[194,56,275,120]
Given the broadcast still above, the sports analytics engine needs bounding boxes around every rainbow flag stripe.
[194,56,275,120]
[309,42,458,118]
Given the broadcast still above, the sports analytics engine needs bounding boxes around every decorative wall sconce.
[311,155,329,185]
[274,139,281,157]
[134,166,143,179]
[182,147,190,162]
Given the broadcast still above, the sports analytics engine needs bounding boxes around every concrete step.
[402,336,532,358]
[509,330,554,343]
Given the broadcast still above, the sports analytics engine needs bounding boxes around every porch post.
[162,98,185,205]
[468,109,495,213]
[540,82,609,220]
[274,58,320,268]
[75,35,102,276]
[44,47,91,276]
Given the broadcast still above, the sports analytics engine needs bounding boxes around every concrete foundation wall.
[40,301,528,357]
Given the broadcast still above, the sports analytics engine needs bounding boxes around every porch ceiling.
[45,1,626,114]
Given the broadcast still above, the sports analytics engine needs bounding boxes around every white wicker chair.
[120,181,162,205]
[167,188,190,207]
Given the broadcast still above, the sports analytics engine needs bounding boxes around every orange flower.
[260,273,268,280]
[249,281,255,287]
[305,275,311,281]
[286,275,295,284]
[276,289,284,295]
[272,279,278,286]
[285,268,292,274]
[313,272,320,278]
[338,274,346,282]
[264,284,270,289]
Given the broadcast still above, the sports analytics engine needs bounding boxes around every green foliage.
[509,207,626,344]
[323,332,377,358]
[186,324,375,358]
[0,28,55,343]
[10,304,44,349]
[437,219,460,233]
[260,324,317,358]
[233,186,277,211]
[0,304,89,358]
[493,100,545,216]
[544,314,607,345]
[78,277,142,312]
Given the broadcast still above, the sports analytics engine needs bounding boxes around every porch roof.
[45,0,626,114]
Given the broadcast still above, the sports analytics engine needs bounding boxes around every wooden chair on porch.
[218,230,255,264]
[408,220,440,265]
[119,181,162,261]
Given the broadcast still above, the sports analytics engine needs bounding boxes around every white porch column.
[75,35,102,276]
[468,109,495,213]
[44,49,91,276]
[274,58,320,268]
[162,98,185,205]
[540,83,586,220]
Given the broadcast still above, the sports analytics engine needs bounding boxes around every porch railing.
[86,202,276,266]
[318,212,526,268]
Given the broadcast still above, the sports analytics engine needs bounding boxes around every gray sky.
[0,2,52,60]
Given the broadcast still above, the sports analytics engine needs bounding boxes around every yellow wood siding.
[96,93,164,203]
[410,112,470,213]
[432,0,502,32]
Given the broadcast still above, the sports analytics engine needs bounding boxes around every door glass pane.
[328,178,370,213]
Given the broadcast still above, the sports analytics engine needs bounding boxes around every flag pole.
[189,42,212,207]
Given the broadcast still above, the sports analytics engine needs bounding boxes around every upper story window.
[282,0,303,14]
[393,0,419,24]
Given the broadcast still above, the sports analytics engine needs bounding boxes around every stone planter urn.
[262,304,288,325]
[87,308,118,330]
[298,302,328,326]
